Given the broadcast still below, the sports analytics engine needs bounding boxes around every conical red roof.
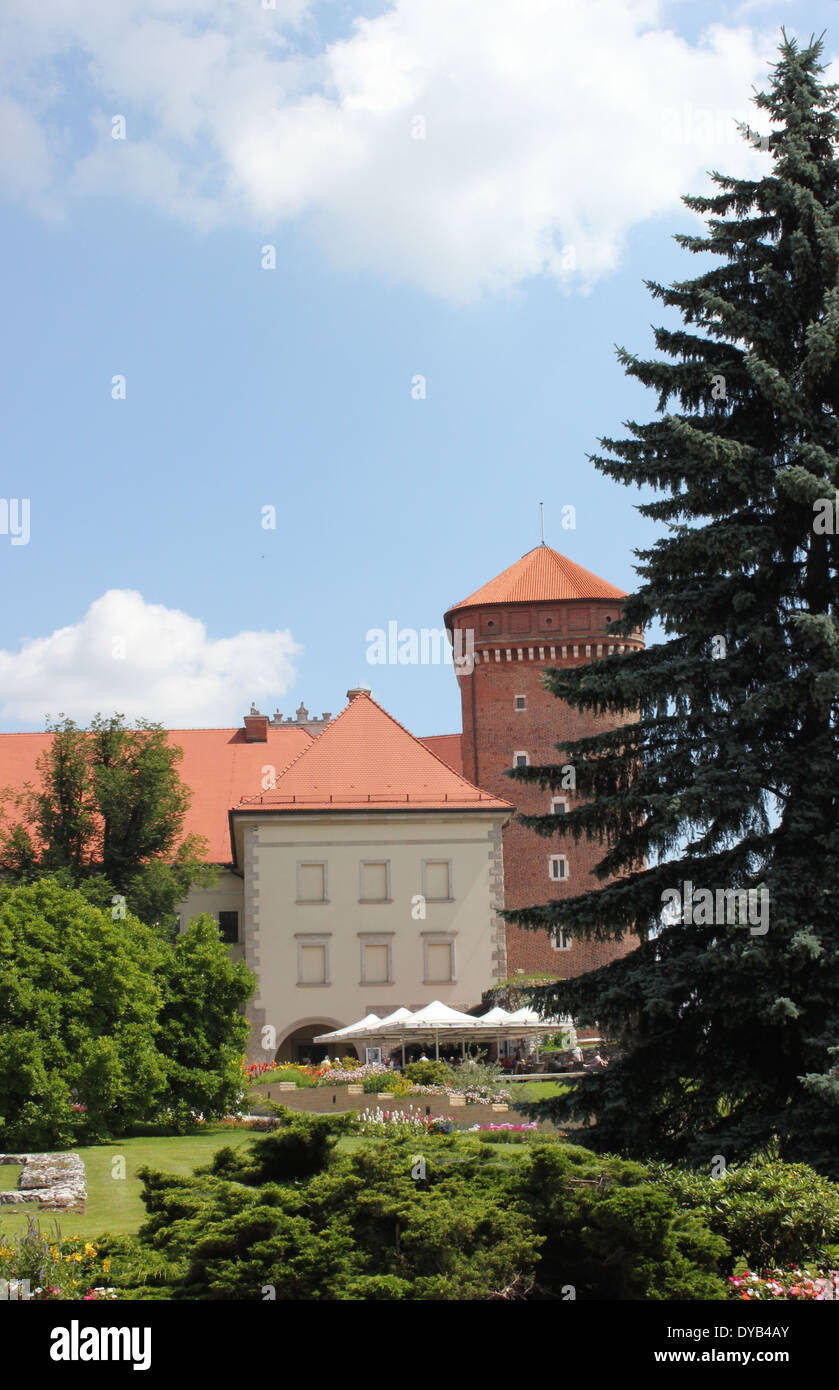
[445,545,626,617]
[231,691,510,812]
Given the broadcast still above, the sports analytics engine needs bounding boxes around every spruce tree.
[506,34,839,1174]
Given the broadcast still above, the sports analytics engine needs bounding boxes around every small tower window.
[514,751,529,769]
[551,798,567,815]
[549,855,568,881]
[515,695,526,711]
[551,926,572,951]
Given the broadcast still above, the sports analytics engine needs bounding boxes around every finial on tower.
[540,501,545,546]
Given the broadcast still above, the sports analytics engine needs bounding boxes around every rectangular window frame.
[421,858,453,903]
[359,932,394,985]
[551,926,572,951]
[296,860,328,904]
[359,859,391,903]
[549,854,569,881]
[421,931,457,985]
[217,909,239,944]
[513,750,529,768]
[295,932,332,986]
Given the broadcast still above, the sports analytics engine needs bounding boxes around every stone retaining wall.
[247,1084,554,1130]
[0,1154,86,1212]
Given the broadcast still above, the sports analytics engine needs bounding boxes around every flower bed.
[729,1266,839,1300]
[356,1106,458,1135]
[0,1218,117,1300]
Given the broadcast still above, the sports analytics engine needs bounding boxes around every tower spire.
[539,501,545,546]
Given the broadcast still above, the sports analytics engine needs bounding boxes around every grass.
[0,1123,566,1247]
[0,1165,24,1192]
[507,1078,571,1103]
[0,1127,254,1243]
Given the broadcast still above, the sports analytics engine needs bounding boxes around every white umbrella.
[313,1013,381,1043]
[393,1000,481,1061]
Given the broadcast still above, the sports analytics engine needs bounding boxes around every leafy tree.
[0,882,254,1146]
[0,879,168,1147]
[505,36,839,1173]
[155,916,255,1129]
[0,714,214,929]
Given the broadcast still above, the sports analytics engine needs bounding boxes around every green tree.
[155,915,254,1128]
[0,879,168,1147]
[0,883,255,1147]
[506,36,839,1173]
[0,714,214,929]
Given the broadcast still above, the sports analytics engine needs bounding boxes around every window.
[551,926,572,951]
[218,910,239,944]
[361,940,392,984]
[360,860,390,902]
[422,859,453,901]
[297,861,327,902]
[549,855,568,881]
[551,798,567,815]
[514,751,529,768]
[515,695,526,711]
[296,934,331,985]
[423,935,455,983]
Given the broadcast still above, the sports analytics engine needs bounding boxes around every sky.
[0,0,834,739]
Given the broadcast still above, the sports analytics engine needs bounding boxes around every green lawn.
[0,1128,255,1243]
[507,1078,570,1103]
[0,1124,556,1247]
[0,1165,25,1192]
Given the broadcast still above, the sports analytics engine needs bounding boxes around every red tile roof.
[232,692,508,813]
[418,733,463,775]
[0,727,313,865]
[445,545,627,616]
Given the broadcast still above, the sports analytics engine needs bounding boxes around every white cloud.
[0,590,301,727]
[0,0,798,300]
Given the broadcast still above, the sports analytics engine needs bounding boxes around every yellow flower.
[49,1245,60,1259]
[74,1252,83,1263]
[102,1259,111,1274]
[84,1243,96,1258]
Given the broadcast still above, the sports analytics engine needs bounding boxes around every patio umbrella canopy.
[315,1002,574,1061]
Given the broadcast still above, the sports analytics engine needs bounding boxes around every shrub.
[268,1066,318,1090]
[362,1072,410,1096]
[651,1157,839,1270]
[403,1060,451,1087]
[520,1143,728,1300]
[445,1060,506,1092]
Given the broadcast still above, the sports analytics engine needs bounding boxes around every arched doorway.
[277,1018,345,1065]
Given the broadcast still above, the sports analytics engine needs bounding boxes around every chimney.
[243,705,269,742]
[346,686,371,702]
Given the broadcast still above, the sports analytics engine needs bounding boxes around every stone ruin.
[0,1154,87,1212]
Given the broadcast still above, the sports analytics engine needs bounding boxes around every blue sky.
[0,0,832,737]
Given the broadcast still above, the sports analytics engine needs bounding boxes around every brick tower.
[444,544,644,980]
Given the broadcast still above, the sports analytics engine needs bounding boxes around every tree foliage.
[505,36,839,1173]
[103,1113,729,1300]
[0,714,214,929]
[0,880,254,1147]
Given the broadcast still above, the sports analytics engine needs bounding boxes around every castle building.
[0,545,641,1058]
[443,544,644,979]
